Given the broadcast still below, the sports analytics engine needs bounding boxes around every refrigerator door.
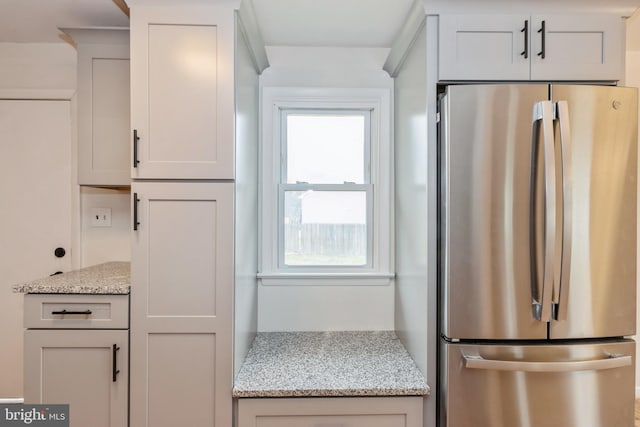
[550,85,637,339]
[440,340,635,427]
[441,84,549,340]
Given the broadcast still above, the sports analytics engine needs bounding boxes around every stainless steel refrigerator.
[438,84,638,427]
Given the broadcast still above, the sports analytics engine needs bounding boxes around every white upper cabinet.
[439,14,624,81]
[529,15,624,81]
[130,6,235,179]
[63,28,131,186]
[439,15,531,81]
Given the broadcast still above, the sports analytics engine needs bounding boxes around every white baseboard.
[0,398,24,404]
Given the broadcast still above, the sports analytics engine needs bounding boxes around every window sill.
[257,272,395,286]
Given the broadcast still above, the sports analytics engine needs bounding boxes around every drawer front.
[25,294,129,329]
[238,397,423,427]
[255,414,406,427]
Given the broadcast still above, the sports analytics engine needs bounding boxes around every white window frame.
[259,87,393,286]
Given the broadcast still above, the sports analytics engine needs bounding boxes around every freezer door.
[440,340,635,427]
[442,84,549,340]
[550,85,637,339]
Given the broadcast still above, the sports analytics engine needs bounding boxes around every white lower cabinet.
[237,397,424,427]
[130,181,234,427]
[24,329,128,427]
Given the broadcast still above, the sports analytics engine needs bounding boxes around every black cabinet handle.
[51,309,92,315]
[133,129,140,168]
[112,344,121,382]
[133,192,140,231]
[520,20,529,58]
[537,20,546,59]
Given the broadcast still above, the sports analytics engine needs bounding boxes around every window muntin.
[279,110,372,269]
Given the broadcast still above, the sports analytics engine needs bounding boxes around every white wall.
[393,22,428,376]
[79,187,131,266]
[233,21,260,375]
[0,43,76,97]
[392,16,441,427]
[257,46,395,332]
[625,9,640,399]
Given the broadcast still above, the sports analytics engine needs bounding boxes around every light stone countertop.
[233,331,430,398]
[12,262,130,294]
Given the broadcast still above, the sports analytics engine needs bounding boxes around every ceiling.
[0,0,414,47]
[0,0,639,47]
[252,0,414,47]
[0,0,129,43]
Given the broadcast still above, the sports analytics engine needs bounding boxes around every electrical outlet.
[91,207,112,227]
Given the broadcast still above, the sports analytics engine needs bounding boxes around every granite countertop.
[233,331,429,398]
[12,262,131,294]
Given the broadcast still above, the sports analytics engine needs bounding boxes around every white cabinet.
[23,295,128,427]
[439,14,624,81]
[529,15,624,81]
[128,2,266,425]
[237,397,424,427]
[439,14,530,81]
[130,5,235,179]
[62,28,131,186]
[130,181,234,427]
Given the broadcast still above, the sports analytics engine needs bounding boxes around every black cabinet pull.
[537,20,546,59]
[112,344,121,382]
[133,192,141,231]
[51,309,92,315]
[520,20,529,58]
[133,129,140,168]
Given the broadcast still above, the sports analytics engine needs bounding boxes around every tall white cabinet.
[130,182,233,426]
[128,1,266,426]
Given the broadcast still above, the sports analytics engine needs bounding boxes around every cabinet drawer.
[255,414,406,427]
[237,397,423,427]
[24,294,129,329]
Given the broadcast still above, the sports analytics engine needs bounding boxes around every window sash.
[278,183,374,270]
[280,109,372,185]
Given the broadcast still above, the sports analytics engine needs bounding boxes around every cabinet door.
[530,15,624,81]
[24,330,128,427]
[130,5,235,179]
[439,15,530,81]
[76,33,131,186]
[130,182,233,427]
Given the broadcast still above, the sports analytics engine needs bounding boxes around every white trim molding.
[237,0,269,74]
[383,0,426,77]
[259,87,393,286]
[0,398,24,404]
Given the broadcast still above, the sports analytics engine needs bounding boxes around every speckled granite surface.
[12,262,130,294]
[233,331,429,398]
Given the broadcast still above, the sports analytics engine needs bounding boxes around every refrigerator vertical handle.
[553,100,573,320]
[531,101,556,322]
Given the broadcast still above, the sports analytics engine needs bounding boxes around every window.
[260,88,392,285]
[281,111,372,267]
